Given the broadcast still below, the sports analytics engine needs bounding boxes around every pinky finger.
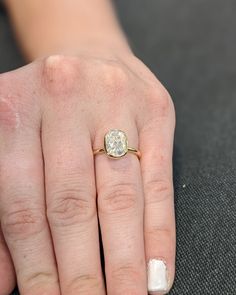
[140,95,176,294]
[0,228,16,295]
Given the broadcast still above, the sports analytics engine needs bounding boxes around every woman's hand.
[0,53,175,295]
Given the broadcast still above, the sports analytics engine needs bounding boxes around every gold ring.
[93,129,141,159]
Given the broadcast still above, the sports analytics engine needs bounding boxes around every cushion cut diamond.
[105,129,128,158]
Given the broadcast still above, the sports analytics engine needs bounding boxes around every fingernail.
[147,259,169,294]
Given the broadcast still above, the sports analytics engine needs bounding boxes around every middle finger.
[42,105,105,294]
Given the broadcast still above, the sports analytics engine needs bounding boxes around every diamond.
[104,129,128,158]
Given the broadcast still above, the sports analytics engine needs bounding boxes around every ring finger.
[94,122,147,295]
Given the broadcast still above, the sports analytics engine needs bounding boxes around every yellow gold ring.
[93,129,141,159]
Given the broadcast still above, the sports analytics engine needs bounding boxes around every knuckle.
[145,178,173,204]
[0,96,19,130]
[111,263,143,285]
[146,226,175,260]
[22,271,58,290]
[0,76,22,131]
[146,226,175,244]
[0,73,40,132]
[42,55,80,96]
[147,86,174,118]
[101,62,128,94]
[98,182,138,214]
[47,188,96,227]
[65,274,103,294]
[0,95,39,133]
[1,207,46,241]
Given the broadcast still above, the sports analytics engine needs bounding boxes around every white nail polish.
[147,259,168,294]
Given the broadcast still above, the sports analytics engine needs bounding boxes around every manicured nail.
[147,259,169,294]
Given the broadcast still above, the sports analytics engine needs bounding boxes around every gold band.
[93,147,141,159]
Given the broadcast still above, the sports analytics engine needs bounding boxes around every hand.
[0,53,175,295]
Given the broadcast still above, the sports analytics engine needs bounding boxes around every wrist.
[33,30,132,61]
[6,0,131,61]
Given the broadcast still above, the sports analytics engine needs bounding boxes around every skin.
[0,1,176,294]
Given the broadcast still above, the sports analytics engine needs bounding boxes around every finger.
[0,117,60,295]
[95,126,147,295]
[42,106,105,295]
[0,229,15,295]
[140,94,176,294]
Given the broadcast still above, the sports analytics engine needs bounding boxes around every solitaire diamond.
[104,129,128,158]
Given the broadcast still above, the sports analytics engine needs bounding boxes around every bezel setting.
[104,129,128,158]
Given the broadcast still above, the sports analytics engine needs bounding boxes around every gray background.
[0,0,236,294]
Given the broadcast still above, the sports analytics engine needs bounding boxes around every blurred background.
[1,0,236,294]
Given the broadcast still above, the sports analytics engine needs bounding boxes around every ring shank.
[93,147,141,159]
